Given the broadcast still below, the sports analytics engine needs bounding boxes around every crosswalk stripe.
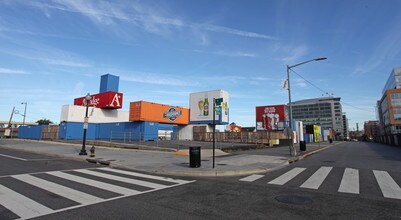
[12,174,103,205]
[338,168,359,194]
[300,166,333,189]
[97,167,190,184]
[75,169,168,190]
[47,171,141,196]
[0,184,53,219]
[268,168,306,185]
[373,170,401,200]
[239,174,265,182]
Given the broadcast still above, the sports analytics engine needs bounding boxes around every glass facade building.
[382,67,401,94]
[291,97,345,139]
[377,67,401,134]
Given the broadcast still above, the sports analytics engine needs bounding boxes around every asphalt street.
[0,141,401,219]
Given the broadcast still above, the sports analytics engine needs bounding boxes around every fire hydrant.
[90,145,95,157]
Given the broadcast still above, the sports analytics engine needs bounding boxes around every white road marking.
[47,171,141,196]
[0,184,53,219]
[300,166,333,189]
[74,169,169,190]
[12,174,103,205]
[268,168,306,185]
[97,167,191,184]
[373,170,401,200]
[338,168,359,194]
[239,174,265,182]
[0,168,194,219]
[0,153,27,161]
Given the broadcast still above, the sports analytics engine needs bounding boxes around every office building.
[291,97,344,139]
[377,67,401,134]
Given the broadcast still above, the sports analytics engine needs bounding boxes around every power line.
[290,68,328,95]
[289,68,373,113]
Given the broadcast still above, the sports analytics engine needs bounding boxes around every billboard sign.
[256,104,288,131]
[189,90,229,125]
[74,91,123,109]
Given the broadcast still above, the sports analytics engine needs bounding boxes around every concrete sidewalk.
[0,139,341,177]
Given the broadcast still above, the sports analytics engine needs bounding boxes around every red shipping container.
[256,105,288,131]
[74,91,123,109]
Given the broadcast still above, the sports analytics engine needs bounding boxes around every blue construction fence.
[19,121,177,141]
[374,135,401,147]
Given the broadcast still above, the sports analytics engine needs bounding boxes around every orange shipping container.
[129,101,189,125]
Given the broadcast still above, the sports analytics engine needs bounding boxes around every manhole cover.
[322,160,335,163]
[275,195,313,205]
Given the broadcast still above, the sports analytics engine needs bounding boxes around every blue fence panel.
[18,125,46,139]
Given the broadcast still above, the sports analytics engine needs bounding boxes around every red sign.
[230,125,242,132]
[256,105,288,131]
[74,91,123,109]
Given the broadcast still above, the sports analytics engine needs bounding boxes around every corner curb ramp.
[109,160,290,177]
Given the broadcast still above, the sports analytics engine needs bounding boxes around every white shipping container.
[189,90,229,125]
[60,105,129,123]
[178,124,214,140]
[178,125,194,140]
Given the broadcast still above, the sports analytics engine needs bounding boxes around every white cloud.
[28,0,276,41]
[120,72,191,86]
[190,49,256,58]
[0,67,30,74]
[352,15,401,75]
[280,45,309,64]
[42,58,91,68]
[294,78,307,88]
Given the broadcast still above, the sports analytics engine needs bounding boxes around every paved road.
[1,141,401,219]
[0,148,194,220]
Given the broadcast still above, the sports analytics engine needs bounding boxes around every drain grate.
[322,160,336,163]
[217,163,227,166]
[275,195,313,205]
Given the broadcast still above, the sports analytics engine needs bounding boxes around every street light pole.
[21,102,27,126]
[79,93,91,156]
[287,57,327,157]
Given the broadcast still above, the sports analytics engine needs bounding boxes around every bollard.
[90,145,95,157]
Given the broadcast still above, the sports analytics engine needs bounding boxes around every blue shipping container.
[99,74,119,93]
[59,122,96,140]
[18,125,47,139]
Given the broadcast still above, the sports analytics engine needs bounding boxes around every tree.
[36,118,53,125]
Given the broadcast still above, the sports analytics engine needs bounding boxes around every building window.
[391,92,401,107]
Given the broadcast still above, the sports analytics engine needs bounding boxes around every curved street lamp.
[287,57,327,157]
[79,93,92,156]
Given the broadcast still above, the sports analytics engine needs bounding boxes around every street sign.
[215,98,223,106]
[83,123,88,129]
[215,106,222,115]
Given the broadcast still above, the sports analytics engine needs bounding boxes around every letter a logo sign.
[110,93,121,107]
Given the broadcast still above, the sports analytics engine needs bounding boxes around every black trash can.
[329,138,333,143]
[300,141,306,151]
[189,146,201,168]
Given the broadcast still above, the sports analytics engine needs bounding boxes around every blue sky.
[1,0,400,130]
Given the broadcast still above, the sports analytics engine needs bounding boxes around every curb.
[295,142,343,162]
[109,160,290,177]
